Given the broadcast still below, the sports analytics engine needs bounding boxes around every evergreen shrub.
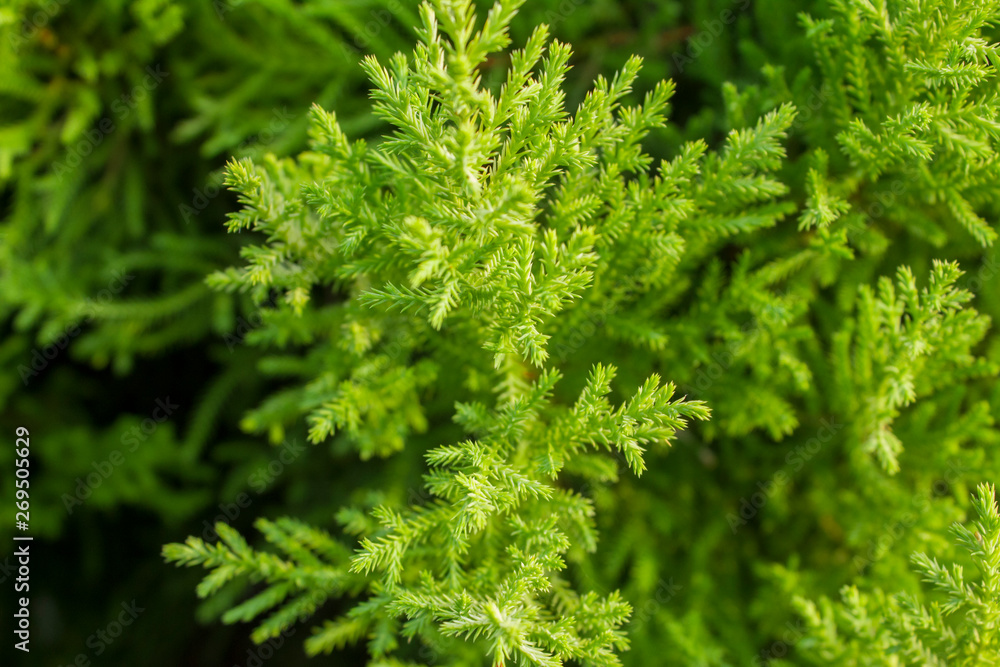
[1,0,998,664]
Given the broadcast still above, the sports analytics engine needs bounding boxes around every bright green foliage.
[160,0,1000,665]
[780,0,1000,249]
[168,365,708,665]
[163,519,355,646]
[203,0,795,447]
[2,0,995,664]
[795,483,1000,666]
[833,261,994,474]
[340,368,704,665]
[166,3,723,662]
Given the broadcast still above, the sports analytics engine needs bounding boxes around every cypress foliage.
[795,483,1000,666]
[2,0,998,665]
[163,0,1000,665]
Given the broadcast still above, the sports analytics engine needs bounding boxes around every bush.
[3,0,998,665]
